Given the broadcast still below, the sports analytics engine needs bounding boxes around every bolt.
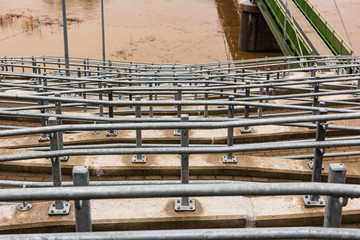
[190,206,193,210]
[305,195,308,198]
[63,210,66,213]
[320,201,324,204]
[177,206,180,210]
[51,210,54,213]
[177,200,180,203]
[307,201,311,204]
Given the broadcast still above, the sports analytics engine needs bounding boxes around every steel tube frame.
[1,182,360,201]
[73,166,92,232]
[0,227,360,240]
[324,163,347,228]
[2,112,360,137]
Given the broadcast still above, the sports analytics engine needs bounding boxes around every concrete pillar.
[238,0,280,52]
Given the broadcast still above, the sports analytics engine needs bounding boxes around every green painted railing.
[257,0,313,56]
[293,0,353,56]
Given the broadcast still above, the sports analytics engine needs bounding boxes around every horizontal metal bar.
[279,151,360,159]
[0,180,238,188]
[0,182,360,201]
[1,112,360,137]
[2,139,360,161]
[0,227,359,240]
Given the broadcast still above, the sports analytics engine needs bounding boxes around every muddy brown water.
[0,0,357,64]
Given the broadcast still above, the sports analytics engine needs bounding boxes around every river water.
[0,0,357,64]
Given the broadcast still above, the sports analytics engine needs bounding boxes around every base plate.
[240,127,252,133]
[38,135,50,142]
[307,161,324,170]
[18,202,32,211]
[175,199,196,212]
[222,155,237,163]
[303,195,325,207]
[48,202,71,215]
[59,156,69,162]
[132,155,147,163]
[173,129,181,136]
[106,130,118,136]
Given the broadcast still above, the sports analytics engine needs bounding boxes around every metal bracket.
[59,156,69,162]
[18,202,32,211]
[106,130,118,136]
[307,161,324,170]
[131,155,147,163]
[320,122,329,130]
[173,129,181,136]
[339,197,349,207]
[303,195,325,207]
[217,105,225,108]
[222,155,237,163]
[175,199,196,212]
[93,130,100,135]
[240,127,252,133]
[48,202,71,215]
[38,135,50,142]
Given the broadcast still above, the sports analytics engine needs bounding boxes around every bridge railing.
[293,0,353,56]
[256,0,313,57]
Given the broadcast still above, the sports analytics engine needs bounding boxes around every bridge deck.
[278,0,333,56]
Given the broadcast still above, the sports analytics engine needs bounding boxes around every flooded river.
[0,0,358,64]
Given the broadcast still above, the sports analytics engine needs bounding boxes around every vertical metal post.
[173,84,182,136]
[61,0,70,77]
[265,69,270,103]
[177,84,182,118]
[132,96,146,163]
[303,107,328,207]
[241,81,252,133]
[324,163,347,228]
[98,80,104,116]
[38,88,50,142]
[4,57,8,72]
[128,74,133,109]
[218,77,225,108]
[82,82,87,113]
[31,57,36,74]
[55,93,68,161]
[258,81,263,119]
[222,96,237,163]
[106,84,117,136]
[48,117,70,215]
[203,79,209,118]
[175,114,195,211]
[21,57,24,72]
[101,0,106,65]
[234,73,238,94]
[312,82,319,117]
[73,166,92,232]
[148,82,154,118]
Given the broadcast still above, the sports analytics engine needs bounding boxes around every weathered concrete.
[238,0,280,52]
[2,149,360,183]
[0,196,359,233]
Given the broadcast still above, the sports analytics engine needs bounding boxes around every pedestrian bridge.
[247,0,353,56]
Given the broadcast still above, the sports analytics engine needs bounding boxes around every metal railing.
[0,55,360,238]
[256,0,313,57]
[293,0,354,56]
